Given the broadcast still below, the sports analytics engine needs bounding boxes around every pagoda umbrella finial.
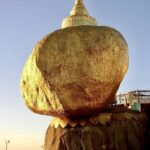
[75,0,83,4]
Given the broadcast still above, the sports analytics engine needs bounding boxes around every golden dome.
[61,0,97,28]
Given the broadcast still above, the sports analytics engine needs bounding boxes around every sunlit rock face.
[21,26,128,118]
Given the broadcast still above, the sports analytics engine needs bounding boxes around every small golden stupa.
[62,0,97,28]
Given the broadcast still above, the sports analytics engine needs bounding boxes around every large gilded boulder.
[21,26,128,118]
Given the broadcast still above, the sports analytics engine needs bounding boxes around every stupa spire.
[70,0,88,16]
[61,0,97,28]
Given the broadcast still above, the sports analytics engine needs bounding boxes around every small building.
[115,90,150,114]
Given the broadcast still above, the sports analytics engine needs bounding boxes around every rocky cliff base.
[44,109,150,150]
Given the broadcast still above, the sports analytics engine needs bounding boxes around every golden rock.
[20,26,128,118]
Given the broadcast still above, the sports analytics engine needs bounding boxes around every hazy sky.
[0,0,150,149]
